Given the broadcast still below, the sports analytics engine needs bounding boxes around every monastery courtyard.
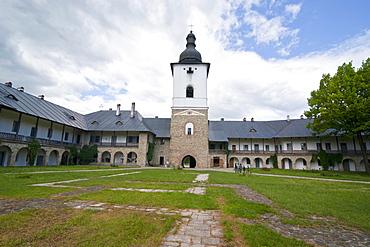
[0,167,369,246]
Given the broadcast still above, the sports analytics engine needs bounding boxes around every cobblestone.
[193,174,209,183]
[62,200,225,246]
[162,209,225,247]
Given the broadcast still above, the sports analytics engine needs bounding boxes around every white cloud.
[0,0,369,122]
[285,3,302,20]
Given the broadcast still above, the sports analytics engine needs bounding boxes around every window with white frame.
[186,85,194,98]
[185,122,194,135]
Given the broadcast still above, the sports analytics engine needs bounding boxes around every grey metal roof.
[143,118,171,138]
[274,119,314,137]
[84,110,152,132]
[209,119,315,141]
[1,83,317,140]
[0,83,87,129]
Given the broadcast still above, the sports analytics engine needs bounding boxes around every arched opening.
[127,152,137,163]
[359,159,369,172]
[15,148,28,166]
[185,122,194,135]
[0,146,11,167]
[114,152,124,164]
[35,149,46,166]
[186,85,194,98]
[101,151,111,163]
[343,159,355,171]
[61,151,69,165]
[48,150,59,166]
[241,157,250,167]
[265,158,273,168]
[229,157,239,168]
[310,159,322,170]
[295,158,307,170]
[182,155,196,168]
[254,158,263,168]
[282,158,292,169]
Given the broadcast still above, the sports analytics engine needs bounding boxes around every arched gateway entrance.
[182,155,196,168]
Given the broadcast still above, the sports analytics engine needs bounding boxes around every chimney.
[130,102,135,118]
[109,108,112,111]
[287,115,290,122]
[243,117,246,121]
[17,87,24,92]
[155,116,158,118]
[251,117,254,122]
[116,104,121,116]
[220,118,224,121]
[5,82,12,87]
[38,95,44,100]
[300,115,304,119]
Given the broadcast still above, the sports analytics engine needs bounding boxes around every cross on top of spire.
[188,23,195,32]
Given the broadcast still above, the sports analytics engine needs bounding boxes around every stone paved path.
[193,174,209,183]
[162,209,224,247]
[62,200,225,246]
[111,186,207,195]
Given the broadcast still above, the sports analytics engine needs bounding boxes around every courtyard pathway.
[1,168,370,246]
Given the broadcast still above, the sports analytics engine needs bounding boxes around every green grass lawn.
[251,168,370,181]
[0,166,369,246]
[0,208,178,247]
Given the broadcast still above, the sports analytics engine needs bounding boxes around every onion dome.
[179,31,202,63]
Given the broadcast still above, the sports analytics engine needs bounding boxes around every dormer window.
[69,116,76,120]
[91,121,99,124]
[116,121,123,125]
[250,128,257,132]
[6,94,18,101]
[186,86,194,98]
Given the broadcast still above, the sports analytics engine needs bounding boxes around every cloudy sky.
[1,0,370,121]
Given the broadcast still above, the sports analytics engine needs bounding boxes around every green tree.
[27,139,41,166]
[65,145,79,165]
[312,149,343,171]
[270,154,278,169]
[147,142,155,163]
[305,58,370,173]
[78,144,98,165]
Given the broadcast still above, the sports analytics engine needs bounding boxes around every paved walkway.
[162,209,224,246]
[62,200,225,247]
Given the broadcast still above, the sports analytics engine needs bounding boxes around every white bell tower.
[170,31,210,110]
[169,31,211,168]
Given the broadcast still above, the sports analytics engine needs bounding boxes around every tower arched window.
[186,86,194,98]
[185,122,194,135]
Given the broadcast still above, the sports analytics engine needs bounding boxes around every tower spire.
[179,31,202,63]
